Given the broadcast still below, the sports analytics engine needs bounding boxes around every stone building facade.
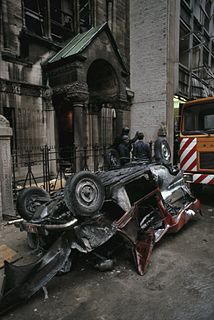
[0,0,130,175]
[130,0,214,150]
[2,0,214,175]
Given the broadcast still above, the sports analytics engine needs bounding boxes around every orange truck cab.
[179,97,214,187]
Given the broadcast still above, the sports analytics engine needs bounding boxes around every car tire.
[64,171,105,217]
[105,148,120,169]
[16,187,50,221]
[154,138,171,165]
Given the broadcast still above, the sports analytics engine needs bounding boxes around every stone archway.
[46,23,130,171]
[87,59,119,101]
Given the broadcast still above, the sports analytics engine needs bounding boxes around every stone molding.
[0,115,14,218]
[0,115,10,127]
[53,81,89,103]
[42,88,54,110]
[0,78,44,97]
[0,115,13,137]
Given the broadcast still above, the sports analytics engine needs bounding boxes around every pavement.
[0,187,214,320]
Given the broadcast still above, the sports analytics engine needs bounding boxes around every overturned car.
[0,143,201,315]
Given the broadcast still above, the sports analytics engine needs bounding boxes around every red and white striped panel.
[192,173,214,185]
[179,137,197,172]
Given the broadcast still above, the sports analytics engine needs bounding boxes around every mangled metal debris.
[0,160,200,315]
[0,234,71,315]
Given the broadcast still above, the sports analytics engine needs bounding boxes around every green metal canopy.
[47,23,128,72]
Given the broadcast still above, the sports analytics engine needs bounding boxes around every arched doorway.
[87,59,119,147]
[55,100,74,166]
[47,23,130,171]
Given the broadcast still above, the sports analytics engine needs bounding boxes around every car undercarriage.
[0,160,201,315]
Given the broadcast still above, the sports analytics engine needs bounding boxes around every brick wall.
[130,0,169,143]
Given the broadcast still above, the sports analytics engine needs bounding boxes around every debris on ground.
[0,244,22,269]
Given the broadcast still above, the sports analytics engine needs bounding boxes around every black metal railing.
[12,144,109,198]
[12,142,154,200]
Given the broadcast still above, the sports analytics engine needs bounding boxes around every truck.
[179,96,214,192]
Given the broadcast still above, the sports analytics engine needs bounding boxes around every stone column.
[0,115,15,220]
[52,81,89,171]
[73,102,84,171]
[43,88,57,175]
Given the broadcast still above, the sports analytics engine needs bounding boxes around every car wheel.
[64,171,105,217]
[105,148,120,169]
[16,187,50,221]
[154,138,171,165]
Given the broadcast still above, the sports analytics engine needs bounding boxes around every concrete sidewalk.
[0,222,35,282]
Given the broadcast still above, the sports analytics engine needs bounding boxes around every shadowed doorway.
[87,59,119,147]
[56,105,74,165]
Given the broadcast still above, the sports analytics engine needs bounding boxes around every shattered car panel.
[71,217,117,253]
[0,234,71,315]
[0,163,200,315]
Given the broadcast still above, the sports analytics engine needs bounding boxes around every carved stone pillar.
[0,115,15,220]
[52,81,89,171]
[43,88,55,146]
[73,102,84,171]
[89,104,99,146]
[43,88,56,175]
[73,102,84,149]
[116,109,123,136]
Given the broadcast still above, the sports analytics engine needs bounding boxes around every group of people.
[113,127,152,166]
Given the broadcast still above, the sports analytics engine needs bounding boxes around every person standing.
[112,127,138,151]
[118,135,131,166]
[133,132,151,163]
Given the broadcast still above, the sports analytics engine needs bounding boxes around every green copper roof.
[48,24,106,64]
[47,23,128,73]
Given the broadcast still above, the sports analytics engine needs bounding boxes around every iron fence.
[12,144,109,198]
[12,141,154,200]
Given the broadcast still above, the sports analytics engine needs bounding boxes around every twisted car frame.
[0,142,201,315]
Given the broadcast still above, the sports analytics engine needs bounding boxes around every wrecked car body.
[0,162,200,315]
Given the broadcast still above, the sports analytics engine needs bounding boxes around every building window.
[180,2,191,27]
[192,38,201,72]
[179,24,190,68]
[23,0,93,42]
[203,2,211,33]
[79,0,92,32]
[24,0,46,37]
[203,47,209,67]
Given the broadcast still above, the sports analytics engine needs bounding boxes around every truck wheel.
[16,187,50,221]
[154,138,171,165]
[64,171,105,217]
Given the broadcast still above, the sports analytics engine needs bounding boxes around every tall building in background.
[130,0,214,150]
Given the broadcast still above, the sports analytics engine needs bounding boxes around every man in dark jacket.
[118,135,130,166]
[112,127,138,151]
[133,132,151,163]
